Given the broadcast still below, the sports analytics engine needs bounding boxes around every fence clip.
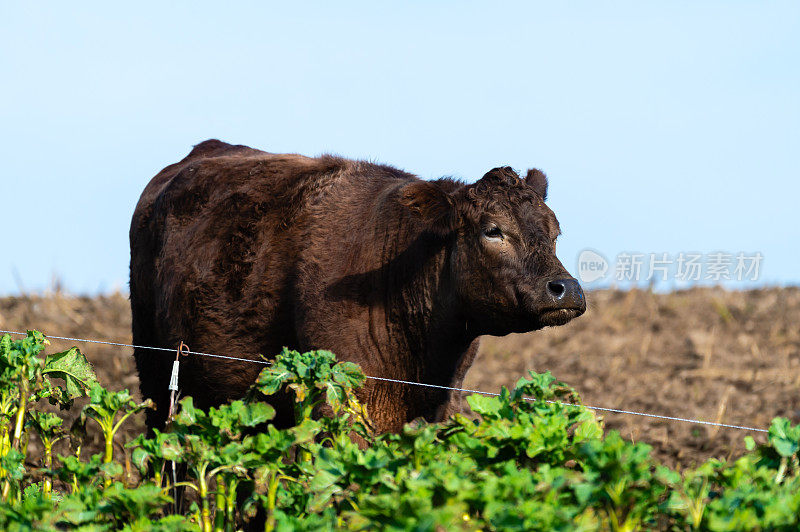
[168,360,180,391]
[168,341,189,392]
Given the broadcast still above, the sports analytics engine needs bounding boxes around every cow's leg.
[130,291,174,433]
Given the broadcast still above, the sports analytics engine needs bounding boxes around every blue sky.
[1,1,798,294]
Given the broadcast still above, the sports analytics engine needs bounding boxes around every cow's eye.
[483,226,503,240]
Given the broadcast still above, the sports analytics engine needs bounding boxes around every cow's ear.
[399,180,455,234]
[525,168,548,201]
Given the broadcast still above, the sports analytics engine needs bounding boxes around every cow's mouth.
[538,307,583,326]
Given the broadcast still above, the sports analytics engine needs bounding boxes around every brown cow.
[130,139,585,432]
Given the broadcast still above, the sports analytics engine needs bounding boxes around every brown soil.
[1,287,799,469]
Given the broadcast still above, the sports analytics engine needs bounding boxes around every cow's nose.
[546,278,586,310]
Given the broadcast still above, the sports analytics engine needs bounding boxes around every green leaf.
[467,394,502,417]
[43,347,98,399]
[236,401,275,427]
[174,397,199,427]
[291,419,322,443]
[574,416,603,442]
[27,410,65,441]
[769,418,800,457]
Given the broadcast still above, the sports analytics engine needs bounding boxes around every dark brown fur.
[130,140,585,432]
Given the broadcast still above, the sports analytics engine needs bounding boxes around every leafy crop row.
[1,330,800,530]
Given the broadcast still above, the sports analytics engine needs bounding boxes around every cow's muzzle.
[538,277,586,325]
[546,278,585,307]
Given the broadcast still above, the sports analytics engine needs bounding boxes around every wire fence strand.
[0,328,769,433]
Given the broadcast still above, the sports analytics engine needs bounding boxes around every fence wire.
[0,328,769,433]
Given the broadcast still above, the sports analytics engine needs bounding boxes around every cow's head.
[400,167,585,336]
